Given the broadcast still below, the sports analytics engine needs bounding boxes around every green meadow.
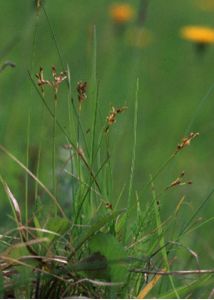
[0,0,214,298]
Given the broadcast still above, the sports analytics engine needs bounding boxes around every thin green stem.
[90,26,98,166]
[124,78,139,242]
[35,107,45,201]
[151,176,179,298]
[143,152,177,192]
[179,187,214,238]
[74,155,109,223]
[42,6,65,70]
[28,72,101,192]
[25,113,30,229]
[53,99,57,199]
[185,82,214,135]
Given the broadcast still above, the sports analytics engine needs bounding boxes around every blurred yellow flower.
[180,26,214,44]
[109,3,135,23]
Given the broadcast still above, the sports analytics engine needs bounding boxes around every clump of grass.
[0,4,214,299]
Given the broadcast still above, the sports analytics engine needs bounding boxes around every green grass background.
[0,0,214,296]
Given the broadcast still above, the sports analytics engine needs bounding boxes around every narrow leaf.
[0,177,21,223]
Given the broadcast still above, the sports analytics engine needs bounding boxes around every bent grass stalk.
[0,144,66,219]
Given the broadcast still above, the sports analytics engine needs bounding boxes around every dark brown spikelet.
[166,171,192,190]
[51,66,67,99]
[35,66,67,98]
[105,106,127,132]
[35,67,51,95]
[77,81,87,110]
[176,132,199,152]
[105,202,113,210]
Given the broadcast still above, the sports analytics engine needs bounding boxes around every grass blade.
[151,177,179,298]
[123,78,139,242]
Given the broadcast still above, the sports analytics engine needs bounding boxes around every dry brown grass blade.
[131,269,214,276]
[137,269,165,299]
[4,237,49,255]
[70,278,124,287]
[17,226,61,236]
[0,144,66,218]
[175,195,186,216]
[0,226,60,240]
[0,179,51,259]
[0,255,67,282]
[0,177,22,223]
[208,288,214,299]
[20,255,68,265]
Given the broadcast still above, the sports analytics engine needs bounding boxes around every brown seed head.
[166,171,193,190]
[35,66,67,98]
[177,132,199,152]
[51,66,67,98]
[35,67,51,94]
[105,106,127,132]
[77,81,87,109]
